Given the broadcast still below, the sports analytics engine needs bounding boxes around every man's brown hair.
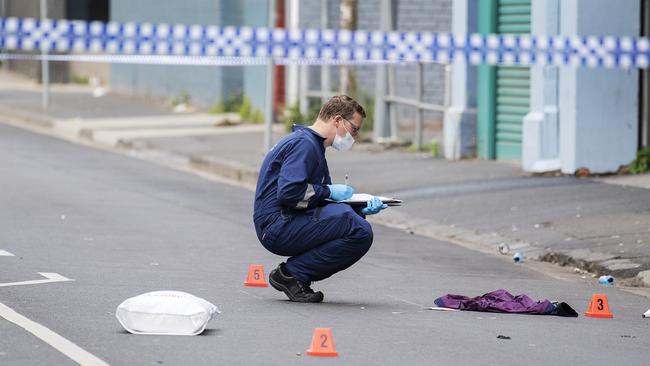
[318,95,366,121]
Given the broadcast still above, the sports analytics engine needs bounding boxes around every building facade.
[447,0,641,174]
[108,0,451,127]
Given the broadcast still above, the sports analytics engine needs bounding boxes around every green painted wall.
[477,0,497,159]
[477,0,531,161]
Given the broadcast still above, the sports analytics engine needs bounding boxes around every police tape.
[0,52,413,66]
[0,17,648,69]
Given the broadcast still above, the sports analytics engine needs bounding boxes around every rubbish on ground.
[551,301,579,317]
[116,291,220,335]
[307,328,339,357]
[642,308,650,318]
[584,294,613,318]
[425,306,460,312]
[244,264,268,287]
[496,335,511,340]
[512,252,523,263]
[92,87,107,98]
[173,103,188,113]
[497,243,510,255]
[598,275,614,285]
[434,289,578,317]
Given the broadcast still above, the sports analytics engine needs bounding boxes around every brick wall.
[299,0,452,127]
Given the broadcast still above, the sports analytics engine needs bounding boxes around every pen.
[345,174,349,186]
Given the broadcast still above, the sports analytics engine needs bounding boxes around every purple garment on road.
[434,289,555,315]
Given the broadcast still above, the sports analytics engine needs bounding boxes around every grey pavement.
[1,71,650,286]
[2,122,650,365]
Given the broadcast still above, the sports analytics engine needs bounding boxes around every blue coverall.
[253,125,373,282]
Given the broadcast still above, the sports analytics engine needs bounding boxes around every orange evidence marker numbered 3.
[585,294,613,318]
[307,328,339,357]
[244,264,268,287]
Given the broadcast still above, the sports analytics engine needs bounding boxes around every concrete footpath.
[2,71,650,287]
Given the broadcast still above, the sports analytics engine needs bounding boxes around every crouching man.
[252,95,387,303]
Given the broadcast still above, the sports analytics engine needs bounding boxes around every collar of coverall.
[292,124,326,141]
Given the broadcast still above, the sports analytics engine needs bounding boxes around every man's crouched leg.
[269,262,324,303]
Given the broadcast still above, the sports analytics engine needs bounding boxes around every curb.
[0,105,56,129]
[189,155,259,188]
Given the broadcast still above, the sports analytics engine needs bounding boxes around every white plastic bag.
[116,291,220,335]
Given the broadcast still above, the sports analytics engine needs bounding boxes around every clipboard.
[327,193,402,207]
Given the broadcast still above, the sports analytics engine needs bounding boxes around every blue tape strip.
[0,17,648,68]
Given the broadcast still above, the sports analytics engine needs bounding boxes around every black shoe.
[269,263,324,303]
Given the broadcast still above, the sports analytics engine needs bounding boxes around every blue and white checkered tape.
[0,17,648,68]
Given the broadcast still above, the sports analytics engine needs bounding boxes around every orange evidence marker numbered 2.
[307,328,339,357]
[585,294,613,318]
[244,264,268,287]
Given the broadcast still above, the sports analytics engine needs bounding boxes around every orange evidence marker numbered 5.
[307,328,339,357]
[244,264,268,287]
[585,294,613,318]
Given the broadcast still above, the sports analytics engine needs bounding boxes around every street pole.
[373,0,393,141]
[40,0,50,110]
[0,0,7,72]
[264,0,276,151]
[320,0,330,103]
[287,0,300,109]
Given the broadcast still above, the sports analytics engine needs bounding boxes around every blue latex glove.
[361,196,388,215]
[327,184,354,201]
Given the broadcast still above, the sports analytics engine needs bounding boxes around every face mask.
[332,125,355,151]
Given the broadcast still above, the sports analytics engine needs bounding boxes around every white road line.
[0,272,73,288]
[0,250,15,256]
[387,295,427,309]
[0,301,110,366]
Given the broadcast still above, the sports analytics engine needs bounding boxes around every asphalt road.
[1,122,649,365]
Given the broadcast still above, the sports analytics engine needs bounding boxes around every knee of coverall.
[347,212,374,255]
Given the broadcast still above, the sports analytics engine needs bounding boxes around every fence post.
[444,64,452,108]
[414,63,423,150]
[264,0,276,151]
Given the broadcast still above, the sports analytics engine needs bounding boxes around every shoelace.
[297,281,315,294]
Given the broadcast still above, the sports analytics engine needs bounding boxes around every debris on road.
[116,291,220,335]
[598,275,614,286]
[434,289,578,317]
[497,243,510,255]
[496,335,511,340]
[643,309,650,318]
[425,306,459,312]
[512,252,523,263]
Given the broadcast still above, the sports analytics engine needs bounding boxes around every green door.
[478,0,531,160]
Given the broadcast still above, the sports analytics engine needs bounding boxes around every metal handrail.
[300,62,451,150]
